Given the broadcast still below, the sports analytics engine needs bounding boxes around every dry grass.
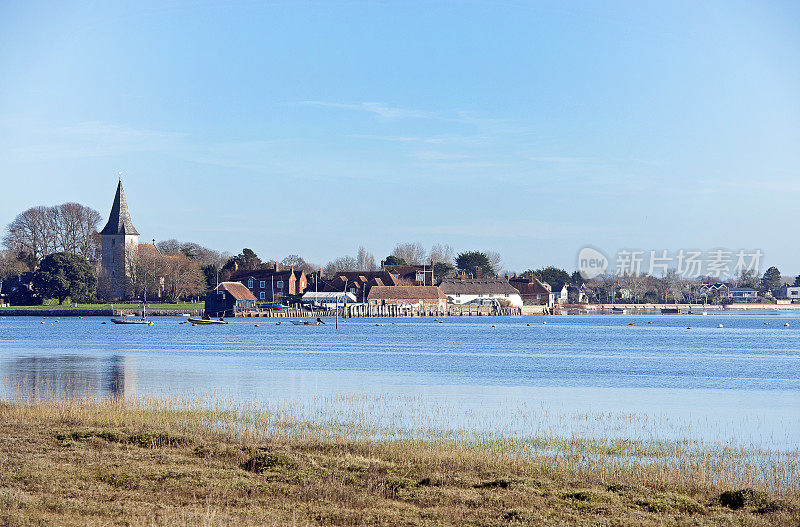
[0,397,797,526]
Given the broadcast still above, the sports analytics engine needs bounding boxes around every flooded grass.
[0,394,797,525]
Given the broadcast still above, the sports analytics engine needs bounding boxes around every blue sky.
[1,1,798,274]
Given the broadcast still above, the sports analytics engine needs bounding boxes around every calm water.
[1,313,798,447]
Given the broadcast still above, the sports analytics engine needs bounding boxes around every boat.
[187,317,227,325]
[261,302,288,310]
[661,307,681,314]
[611,307,627,314]
[111,304,153,325]
[290,319,325,325]
[111,315,153,325]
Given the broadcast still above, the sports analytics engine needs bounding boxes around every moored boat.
[187,317,227,325]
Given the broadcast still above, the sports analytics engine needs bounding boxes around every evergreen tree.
[33,252,96,304]
[455,251,495,276]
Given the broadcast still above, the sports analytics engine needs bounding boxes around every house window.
[248,278,253,288]
[260,281,265,288]
[276,281,284,289]
[259,292,265,300]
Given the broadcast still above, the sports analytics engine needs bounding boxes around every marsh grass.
[0,395,797,525]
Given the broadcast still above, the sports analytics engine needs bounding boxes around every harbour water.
[1,313,798,448]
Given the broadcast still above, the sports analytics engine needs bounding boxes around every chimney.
[475,266,482,278]
[274,261,279,272]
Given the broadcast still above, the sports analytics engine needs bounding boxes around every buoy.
[41,321,45,324]
[148,322,154,326]
[254,324,259,327]
[55,320,59,323]
[392,322,396,325]
[526,323,531,326]
[375,323,381,326]
[785,323,790,327]
[101,322,106,324]
[543,321,547,325]
[718,324,723,328]
[648,321,653,324]
[764,322,770,325]
[192,323,197,326]
[491,324,496,327]
[686,327,692,329]
[438,321,443,324]
[628,323,634,326]
[275,322,280,325]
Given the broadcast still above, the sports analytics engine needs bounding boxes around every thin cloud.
[296,101,430,119]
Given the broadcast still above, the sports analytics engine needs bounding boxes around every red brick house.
[230,264,307,302]
[381,263,434,286]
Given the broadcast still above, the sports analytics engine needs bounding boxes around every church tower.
[100,181,139,299]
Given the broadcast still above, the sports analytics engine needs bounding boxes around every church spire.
[100,180,139,236]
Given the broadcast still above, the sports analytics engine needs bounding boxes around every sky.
[1,1,799,275]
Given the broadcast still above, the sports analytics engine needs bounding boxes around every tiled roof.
[216,282,257,301]
[367,286,446,300]
[438,278,520,295]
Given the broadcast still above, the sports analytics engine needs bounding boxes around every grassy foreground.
[0,399,797,526]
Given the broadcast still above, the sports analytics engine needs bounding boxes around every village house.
[727,287,759,301]
[508,275,551,305]
[438,278,523,307]
[775,285,800,300]
[204,282,257,316]
[300,291,357,306]
[229,263,307,302]
[550,284,568,306]
[320,271,400,302]
[367,285,448,309]
[381,262,434,286]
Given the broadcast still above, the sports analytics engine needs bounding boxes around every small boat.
[611,307,627,314]
[661,307,681,314]
[111,304,153,325]
[111,316,152,325]
[261,302,288,310]
[187,317,227,325]
[290,319,325,325]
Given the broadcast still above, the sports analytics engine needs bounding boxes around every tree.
[735,269,759,289]
[280,254,318,274]
[0,250,27,295]
[162,253,205,302]
[428,243,454,266]
[760,266,782,293]
[455,251,495,277]
[3,203,102,264]
[222,248,263,278]
[323,256,358,278]
[125,246,166,301]
[383,255,407,266]
[33,252,96,304]
[794,275,800,287]
[433,261,455,280]
[532,266,570,291]
[392,242,427,265]
[570,270,584,285]
[356,246,377,271]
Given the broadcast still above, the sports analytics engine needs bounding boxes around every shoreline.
[0,398,797,526]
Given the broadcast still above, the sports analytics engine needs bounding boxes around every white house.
[776,286,800,300]
[549,284,568,306]
[438,278,523,307]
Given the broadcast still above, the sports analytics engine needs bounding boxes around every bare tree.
[428,243,454,265]
[323,256,358,278]
[162,252,205,302]
[281,254,318,274]
[125,246,166,301]
[486,251,503,275]
[356,246,377,271]
[4,203,102,263]
[392,242,427,265]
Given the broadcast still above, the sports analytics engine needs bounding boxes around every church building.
[99,181,144,300]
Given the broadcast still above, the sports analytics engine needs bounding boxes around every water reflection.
[3,355,137,399]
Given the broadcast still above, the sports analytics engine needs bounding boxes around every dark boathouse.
[204,282,257,316]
